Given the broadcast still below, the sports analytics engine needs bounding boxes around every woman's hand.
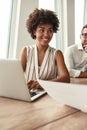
[27,80,43,90]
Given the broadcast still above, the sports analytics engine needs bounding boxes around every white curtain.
[0,0,13,58]
[83,0,87,24]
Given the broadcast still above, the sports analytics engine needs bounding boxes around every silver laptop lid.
[0,59,46,102]
[0,59,31,101]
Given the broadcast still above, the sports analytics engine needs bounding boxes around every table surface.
[0,78,87,130]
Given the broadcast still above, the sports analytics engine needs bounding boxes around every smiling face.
[80,28,87,52]
[34,24,54,47]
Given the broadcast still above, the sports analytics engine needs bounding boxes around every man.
[65,24,87,77]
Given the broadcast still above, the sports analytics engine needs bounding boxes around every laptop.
[38,79,87,112]
[0,59,46,102]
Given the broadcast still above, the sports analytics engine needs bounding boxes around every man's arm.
[64,47,81,78]
[65,49,87,78]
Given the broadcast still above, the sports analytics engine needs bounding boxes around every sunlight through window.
[0,0,12,58]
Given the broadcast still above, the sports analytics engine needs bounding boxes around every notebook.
[0,59,46,102]
[38,79,87,112]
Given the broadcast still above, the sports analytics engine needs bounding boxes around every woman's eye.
[38,28,53,33]
[48,29,53,33]
[39,29,44,33]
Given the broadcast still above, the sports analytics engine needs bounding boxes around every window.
[75,0,84,43]
[0,0,12,58]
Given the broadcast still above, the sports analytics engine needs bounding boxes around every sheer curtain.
[75,0,84,43]
[83,0,87,24]
[0,0,13,58]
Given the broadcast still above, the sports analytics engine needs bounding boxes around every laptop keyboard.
[30,89,40,97]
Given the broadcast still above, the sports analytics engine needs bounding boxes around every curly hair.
[81,24,87,34]
[26,8,60,39]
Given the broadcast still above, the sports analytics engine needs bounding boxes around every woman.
[20,8,70,90]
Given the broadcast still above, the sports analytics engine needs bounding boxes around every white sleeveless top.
[25,44,58,81]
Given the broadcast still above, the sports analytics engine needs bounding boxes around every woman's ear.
[33,30,36,36]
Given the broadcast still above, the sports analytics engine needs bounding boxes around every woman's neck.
[36,44,49,53]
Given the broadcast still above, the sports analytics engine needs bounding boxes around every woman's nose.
[44,31,49,36]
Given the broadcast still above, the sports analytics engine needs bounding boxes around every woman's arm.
[19,47,27,72]
[51,50,70,83]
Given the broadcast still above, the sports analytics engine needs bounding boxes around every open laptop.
[38,79,87,112]
[0,59,46,102]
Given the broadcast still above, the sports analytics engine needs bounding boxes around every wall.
[9,0,38,58]
[16,0,38,58]
[62,0,75,52]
